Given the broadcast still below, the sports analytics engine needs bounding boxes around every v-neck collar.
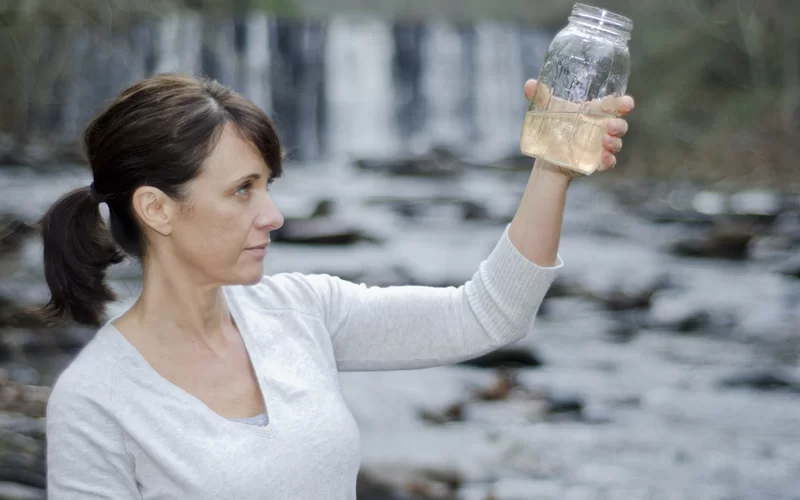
[101,286,273,434]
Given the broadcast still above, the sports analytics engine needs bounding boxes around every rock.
[776,254,800,279]
[670,221,760,260]
[354,147,467,179]
[543,276,577,299]
[365,197,504,224]
[719,370,800,393]
[461,201,492,222]
[645,305,715,334]
[0,327,51,359]
[357,465,462,499]
[272,218,380,246]
[269,198,382,246]
[471,370,519,402]
[356,469,407,500]
[767,210,800,249]
[0,135,14,166]
[0,139,56,168]
[0,482,45,500]
[0,375,51,418]
[594,287,655,311]
[670,309,714,333]
[481,152,535,172]
[0,326,94,365]
[0,411,46,496]
[584,276,671,312]
[270,199,382,246]
[644,208,715,227]
[544,393,584,419]
[467,371,586,422]
[459,348,543,369]
[0,304,45,331]
[419,402,465,425]
[423,369,557,426]
[0,419,46,490]
[307,199,335,218]
[605,317,639,343]
[52,326,95,352]
[0,219,35,257]
[0,365,39,387]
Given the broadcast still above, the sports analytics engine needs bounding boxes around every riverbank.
[2,156,800,498]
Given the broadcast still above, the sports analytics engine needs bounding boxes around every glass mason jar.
[520,3,632,175]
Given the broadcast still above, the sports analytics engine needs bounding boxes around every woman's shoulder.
[47,325,126,417]
[223,271,341,317]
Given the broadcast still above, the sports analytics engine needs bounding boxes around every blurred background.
[1,0,800,498]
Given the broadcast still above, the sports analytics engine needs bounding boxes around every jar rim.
[570,3,633,36]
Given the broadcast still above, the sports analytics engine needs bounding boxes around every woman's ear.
[131,186,176,237]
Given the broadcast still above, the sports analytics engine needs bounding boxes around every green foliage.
[596,0,799,187]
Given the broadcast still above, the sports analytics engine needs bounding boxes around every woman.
[42,73,632,499]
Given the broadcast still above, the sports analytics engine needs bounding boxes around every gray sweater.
[46,226,561,499]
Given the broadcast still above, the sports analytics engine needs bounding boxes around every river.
[1,10,799,500]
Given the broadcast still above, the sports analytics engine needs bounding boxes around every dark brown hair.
[39,73,283,326]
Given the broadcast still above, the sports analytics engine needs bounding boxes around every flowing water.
[3,11,800,499]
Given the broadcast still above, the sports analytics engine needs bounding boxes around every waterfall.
[49,12,553,163]
[420,22,473,154]
[472,22,526,159]
[202,18,241,92]
[264,20,327,161]
[242,14,274,115]
[324,17,399,160]
[155,13,203,77]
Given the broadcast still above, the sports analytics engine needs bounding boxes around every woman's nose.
[257,194,284,231]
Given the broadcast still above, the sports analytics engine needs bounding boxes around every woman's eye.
[236,182,252,195]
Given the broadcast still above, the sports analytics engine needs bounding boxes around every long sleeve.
[301,225,562,371]
[46,387,141,500]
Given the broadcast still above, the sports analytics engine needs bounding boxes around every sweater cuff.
[465,225,563,343]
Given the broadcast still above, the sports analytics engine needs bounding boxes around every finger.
[586,94,635,117]
[603,135,622,154]
[523,79,538,101]
[600,150,617,170]
[527,81,561,110]
[607,118,628,137]
[617,95,635,115]
[585,95,619,115]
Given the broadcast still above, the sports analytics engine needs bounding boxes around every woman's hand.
[523,79,635,181]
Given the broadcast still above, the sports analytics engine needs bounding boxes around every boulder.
[0,219,35,257]
[357,465,462,500]
[271,199,382,246]
[459,348,543,369]
[670,224,756,260]
[719,370,800,393]
[354,146,467,179]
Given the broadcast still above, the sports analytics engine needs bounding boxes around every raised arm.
[300,225,561,371]
[284,80,633,372]
[509,79,634,267]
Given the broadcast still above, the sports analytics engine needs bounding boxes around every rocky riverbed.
[1,153,800,499]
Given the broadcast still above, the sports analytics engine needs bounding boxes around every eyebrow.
[231,171,274,185]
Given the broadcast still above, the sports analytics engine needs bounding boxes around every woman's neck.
[122,255,236,351]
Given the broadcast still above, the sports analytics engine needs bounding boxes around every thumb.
[523,79,538,101]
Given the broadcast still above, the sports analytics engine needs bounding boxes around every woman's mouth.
[246,241,270,257]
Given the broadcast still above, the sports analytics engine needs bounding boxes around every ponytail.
[39,186,125,326]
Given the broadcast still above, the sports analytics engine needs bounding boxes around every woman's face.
[165,123,284,286]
